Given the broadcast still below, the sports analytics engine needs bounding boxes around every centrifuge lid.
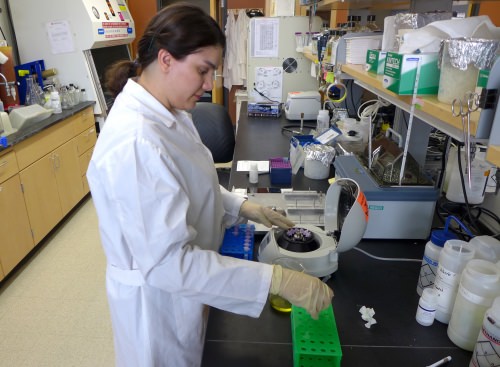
[324,178,369,252]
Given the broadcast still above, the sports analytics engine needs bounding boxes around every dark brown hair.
[105,3,226,98]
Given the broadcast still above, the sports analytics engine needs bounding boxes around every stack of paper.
[345,36,382,65]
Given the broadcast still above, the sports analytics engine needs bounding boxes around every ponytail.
[104,59,140,98]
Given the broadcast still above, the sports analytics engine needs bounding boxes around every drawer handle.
[85,128,95,137]
[54,154,61,169]
[0,160,7,167]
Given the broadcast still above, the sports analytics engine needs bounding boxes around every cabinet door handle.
[54,154,61,169]
[50,153,60,171]
[0,160,7,167]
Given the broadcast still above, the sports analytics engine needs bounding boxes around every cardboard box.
[365,49,386,74]
[382,52,440,95]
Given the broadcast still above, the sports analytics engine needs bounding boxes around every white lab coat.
[87,79,273,367]
[223,9,238,90]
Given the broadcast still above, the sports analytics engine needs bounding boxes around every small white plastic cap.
[0,51,8,65]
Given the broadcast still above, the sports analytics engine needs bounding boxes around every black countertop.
[0,101,95,153]
[201,103,472,367]
[228,105,332,192]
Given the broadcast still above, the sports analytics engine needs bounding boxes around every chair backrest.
[190,102,235,164]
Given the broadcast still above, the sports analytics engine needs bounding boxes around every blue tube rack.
[219,224,255,260]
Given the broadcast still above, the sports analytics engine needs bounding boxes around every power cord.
[253,87,280,103]
[357,97,391,122]
[455,141,481,233]
[353,247,421,262]
[281,124,317,135]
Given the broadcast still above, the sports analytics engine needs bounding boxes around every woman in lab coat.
[87,4,333,367]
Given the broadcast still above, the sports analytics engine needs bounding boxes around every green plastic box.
[291,305,342,367]
[382,52,440,95]
[366,49,387,74]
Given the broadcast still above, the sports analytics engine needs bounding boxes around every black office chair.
[190,102,235,164]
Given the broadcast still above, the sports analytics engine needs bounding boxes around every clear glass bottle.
[366,15,380,31]
[60,86,71,110]
[324,30,338,65]
[330,30,342,65]
[25,75,42,106]
[68,83,76,106]
[353,16,363,32]
[343,21,355,33]
[73,85,80,104]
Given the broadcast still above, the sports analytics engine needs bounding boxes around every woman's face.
[164,45,222,111]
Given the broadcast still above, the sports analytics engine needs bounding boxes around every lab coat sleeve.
[219,185,246,227]
[103,138,271,317]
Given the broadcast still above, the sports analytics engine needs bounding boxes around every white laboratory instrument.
[334,154,439,240]
[258,178,368,277]
[284,91,321,120]
[10,0,136,129]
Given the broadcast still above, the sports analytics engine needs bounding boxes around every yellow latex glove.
[270,265,333,319]
[239,200,295,229]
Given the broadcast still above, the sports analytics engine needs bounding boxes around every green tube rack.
[291,305,342,367]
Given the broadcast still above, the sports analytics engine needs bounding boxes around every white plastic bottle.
[316,109,330,135]
[417,216,473,296]
[469,296,500,367]
[416,287,439,326]
[50,90,62,114]
[448,259,500,351]
[80,88,87,102]
[434,239,475,324]
[249,162,259,184]
[416,218,458,296]
[469,236,500,263]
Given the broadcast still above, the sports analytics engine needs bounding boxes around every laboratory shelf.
[313,0,410,11]
[340,64,481,143]
[303,50,317,64]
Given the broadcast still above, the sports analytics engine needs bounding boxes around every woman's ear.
[157,48,172,72]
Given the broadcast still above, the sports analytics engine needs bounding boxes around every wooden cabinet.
[0,151,34,279]
[0,105,96,277]
[75,108,97,195]
[79,147,94,195]
[14,106,96,245]
[18,151,62,245]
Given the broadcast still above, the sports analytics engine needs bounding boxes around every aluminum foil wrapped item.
[303,144,336,166]
[438,37,500,104]
[394,12,452,32]
[440,38,500,71]
[392,12,452,51]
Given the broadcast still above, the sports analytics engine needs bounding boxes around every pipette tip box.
[219,224,255,260]
[269,157,292,185]
[291,305,342,367]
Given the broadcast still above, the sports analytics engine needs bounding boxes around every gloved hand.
[269,265,333,319]
[239,200,295,229]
